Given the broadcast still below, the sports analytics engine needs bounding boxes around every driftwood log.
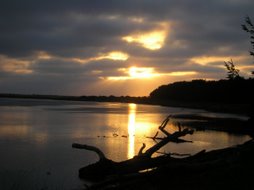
[72,115,194,180]
[72,115,254,189]
[88,139,254,190]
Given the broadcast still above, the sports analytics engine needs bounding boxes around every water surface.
[0,98,250,189]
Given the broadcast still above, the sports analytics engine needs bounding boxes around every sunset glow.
[128,103,136,159]
[128,67,155,78]
[106,67,158,81]
[123,30,167,50]
[106,67,197,81]
[2,2,254,190]
[168,71,197,76]
[73,51,129,64]
[100,51,129,61]
[191,56,235,66]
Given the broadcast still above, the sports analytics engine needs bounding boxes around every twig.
[72,143,107,161]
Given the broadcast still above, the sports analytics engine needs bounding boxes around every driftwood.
[89,139,254,190]
[72,115,194,180]
[72,115,254,189]
[72,144,106,161]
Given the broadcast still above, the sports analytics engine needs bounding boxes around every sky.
[0,0,254,96]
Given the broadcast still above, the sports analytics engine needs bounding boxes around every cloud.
[122,22,168,50]
[0,0,254,96]
[0,55,34,74]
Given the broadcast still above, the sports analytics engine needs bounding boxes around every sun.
[105,66,158,81]
[128,67,155,79]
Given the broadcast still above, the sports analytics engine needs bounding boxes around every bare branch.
[153,131,159,140]
[72,143,107,161]
[143,128,194,158]
[177,122,182,132]
[159,126,171,136]
[160,115,171,129]
[138,143,146,156]
[158,115,171,136]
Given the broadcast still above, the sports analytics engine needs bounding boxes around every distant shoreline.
[0,93,250,116]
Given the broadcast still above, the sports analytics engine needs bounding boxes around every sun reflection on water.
[127,103,136,159]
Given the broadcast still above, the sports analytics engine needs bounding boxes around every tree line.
[150,16,254,107]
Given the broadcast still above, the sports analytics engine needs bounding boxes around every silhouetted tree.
[242,16,254,124]
[224,59,241,80]
[242,16,254,56]
[242,16,254,75]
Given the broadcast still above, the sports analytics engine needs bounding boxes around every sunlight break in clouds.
[123,31,167,50]
[128,67,155,79]
[105,66,197,81]
[107,67,158,81]
[122,23,168,50]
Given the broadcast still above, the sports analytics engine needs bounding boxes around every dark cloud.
[30,58,128,78]
[31,59,85,75]
[1,0,253,58]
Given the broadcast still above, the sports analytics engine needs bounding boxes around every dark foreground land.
[87,139,254,190]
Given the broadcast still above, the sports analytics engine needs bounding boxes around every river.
[0,98,250,189]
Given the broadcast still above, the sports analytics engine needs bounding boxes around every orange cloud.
[72,51,129,64]
[0,55,33,74]
[122,23,168,50]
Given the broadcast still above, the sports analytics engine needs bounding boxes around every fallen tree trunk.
[72,115,194,180]
[88,139,254,190]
